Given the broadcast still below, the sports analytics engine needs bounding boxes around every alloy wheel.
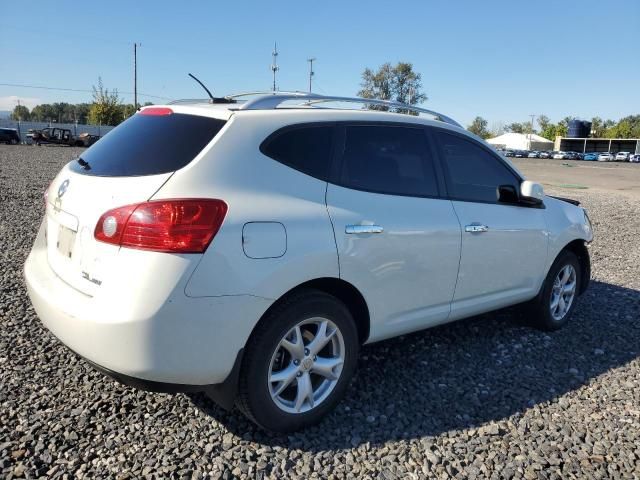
[268,317,345,414]
[550,264,577,321]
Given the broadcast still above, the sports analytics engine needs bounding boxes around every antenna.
[307,57,316,93]
[271,42,279,92]
[188,73,215,102]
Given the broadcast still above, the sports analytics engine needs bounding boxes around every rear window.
[70,112,226,176]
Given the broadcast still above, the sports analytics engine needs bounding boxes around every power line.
[0,82,172,101]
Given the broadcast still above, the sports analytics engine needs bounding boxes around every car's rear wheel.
[528,250,581,331]
[236,289,358,432]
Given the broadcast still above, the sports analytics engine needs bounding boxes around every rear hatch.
[45,108,227,296]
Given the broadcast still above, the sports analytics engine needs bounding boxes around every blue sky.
[1,0,638,126]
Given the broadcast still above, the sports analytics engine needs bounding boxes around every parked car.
[538,151,552,159]
[0,127,20,144]
[527,151,539,158]
[24,93,593,432]
[564,152,581,160]
[583,152,599,161]
[503,150,515,157]
[615,152,631,162]
[598,152,614,162]
[552,151,567,159]
[629,154,640,163]
[514,150,529,158]
[28,127,100,147]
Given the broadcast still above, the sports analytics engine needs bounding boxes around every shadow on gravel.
[188,280,639,450]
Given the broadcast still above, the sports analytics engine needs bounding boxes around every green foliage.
[88,78,124,126]
[358,62,427,114]
[540,124,558,141]
[467,116,491,138]
[11,105,31,121]
[30,102,91,123]
[505,122,527,134]
[604,115,640,138]
[537,115,550,132]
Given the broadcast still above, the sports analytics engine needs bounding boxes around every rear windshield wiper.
[76,157,91,170]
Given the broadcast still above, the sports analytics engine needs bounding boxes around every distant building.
[486,132,554,151]
[554,136,640,153]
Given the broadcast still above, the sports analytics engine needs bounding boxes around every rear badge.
[57,179,70,199]
[81,271,102,286]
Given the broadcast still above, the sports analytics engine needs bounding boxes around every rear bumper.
[24,220,272,386]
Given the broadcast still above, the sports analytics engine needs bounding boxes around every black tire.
[236,289,359,432]
[527,250,581,331]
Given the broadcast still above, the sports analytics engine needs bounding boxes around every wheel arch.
[559,239,591,295]
[251,277,371,346]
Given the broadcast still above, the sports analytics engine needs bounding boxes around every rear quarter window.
[260,125,333,181]
[70,112,226,176]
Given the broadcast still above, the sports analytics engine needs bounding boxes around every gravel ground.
[1,144,639,479]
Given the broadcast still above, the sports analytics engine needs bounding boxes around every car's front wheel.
[236,289,359,432]
[528,250,581,331]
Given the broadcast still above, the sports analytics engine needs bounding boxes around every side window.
[339,125,439,197]
[435,130,519,203]
[261,125,333,180]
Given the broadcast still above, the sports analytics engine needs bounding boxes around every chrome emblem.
[57,179,70,199]
[302,357,313,370]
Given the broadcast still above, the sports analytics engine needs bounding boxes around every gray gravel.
[1,144,639,479]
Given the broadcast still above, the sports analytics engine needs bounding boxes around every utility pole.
[307,57,316,92]
[271,43,279,92]
[529,114,536,150]
[133,43,138,109]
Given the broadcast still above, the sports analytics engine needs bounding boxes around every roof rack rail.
[168,98,236,105]
[230,91,462,128]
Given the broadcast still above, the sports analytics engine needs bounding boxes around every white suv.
[25,92,593,432]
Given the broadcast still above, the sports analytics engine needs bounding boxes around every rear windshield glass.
[69,112,226,176]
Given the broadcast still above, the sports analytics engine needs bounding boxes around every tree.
[119,104,137,122]
[505,122,526,134]
[467,116,491,138]
[358,62,427,114]
[605,115,640,138]
[11,105,30,121]
[489,121,505,137]
[540,124,558,141]
[88,77,124,126]
[537,115,551,132]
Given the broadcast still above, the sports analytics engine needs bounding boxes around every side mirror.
[520,180,545,205]
[498,185,519,203]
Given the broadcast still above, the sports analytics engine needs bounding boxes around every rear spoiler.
[548,195,580,206]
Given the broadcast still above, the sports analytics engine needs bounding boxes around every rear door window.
[70,112,226,176]
[337,124,439,197]
[261,125,333,180]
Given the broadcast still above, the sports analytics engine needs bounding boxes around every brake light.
[94,199,227,253]
[139,107,173,116]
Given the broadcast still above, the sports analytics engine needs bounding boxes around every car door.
[326,123,461,342]
[432,128,549,321]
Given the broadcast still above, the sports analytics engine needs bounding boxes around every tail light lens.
[94,199,227,253]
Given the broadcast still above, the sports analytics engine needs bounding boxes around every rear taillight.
[94,199,227,253]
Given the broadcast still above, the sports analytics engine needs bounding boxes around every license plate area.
[57,224,77,259]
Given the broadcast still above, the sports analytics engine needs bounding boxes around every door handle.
[345,225,384,234]
[465,224,489,233]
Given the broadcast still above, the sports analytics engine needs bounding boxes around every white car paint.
[598,152,614,162]
[24,100,593,390]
